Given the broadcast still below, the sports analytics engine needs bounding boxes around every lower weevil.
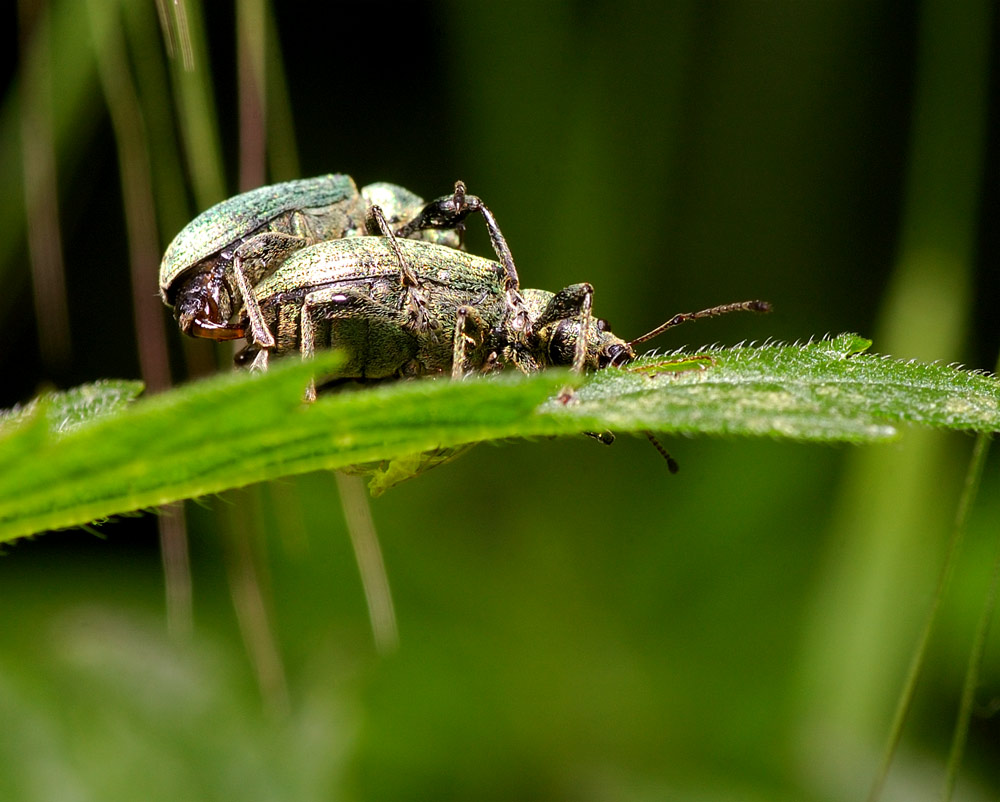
[235,235,770,394]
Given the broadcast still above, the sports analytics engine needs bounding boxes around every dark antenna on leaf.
[629,300,771,348]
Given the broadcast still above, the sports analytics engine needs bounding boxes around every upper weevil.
[159,175,515,354]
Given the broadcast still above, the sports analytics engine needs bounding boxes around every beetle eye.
[597,318,610,332]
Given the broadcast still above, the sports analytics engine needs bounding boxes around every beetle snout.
[181,315,247,341]
[176,295,216,334]
[175,293,245,341]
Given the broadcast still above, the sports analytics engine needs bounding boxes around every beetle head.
[522,287,635,370]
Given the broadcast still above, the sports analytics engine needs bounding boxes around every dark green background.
[2,1,998,799]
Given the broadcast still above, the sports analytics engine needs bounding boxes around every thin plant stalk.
[866,434,991,801]
[17,0,71,371]
[88,0,189,633]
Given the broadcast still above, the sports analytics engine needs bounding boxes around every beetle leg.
[395,181,531,337]
[505,343,541,375]
[232,232,311,349]
[231,262,274,350]
[570,284,593,375]
[537,282,593,403]
[451,305,487,380]
[248,347,269,372]
[556,287,592,402]
[367,204,439,336]
[479,350,500,374]
[299,287,332,402]
[533,281,595,375]
[366,205,420,287]
[298,285,409,400]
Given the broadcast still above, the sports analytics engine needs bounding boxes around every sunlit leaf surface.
[2,334,998,543]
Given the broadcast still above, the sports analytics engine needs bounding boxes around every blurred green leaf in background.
[1,1,998,800]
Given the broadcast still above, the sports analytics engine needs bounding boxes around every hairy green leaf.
[1,334,997,543]
[556,333,1000,440]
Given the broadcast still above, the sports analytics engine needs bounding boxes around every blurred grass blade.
[90,0,193,637]
[164,0,225,208]
[336,473,398,654]
[863,433,989,802]
[261,0,298,181]
[2,335,1000,543]
[236,0,266,191]
[87,0,171,393]
[940,340,1000,801]
[2,0,110,319]
[942,434,996,800]
[795,0,992,794]
[17,0,71,371]
[154,0,193,69]
[122,1,195,266]
[219,496,290,717]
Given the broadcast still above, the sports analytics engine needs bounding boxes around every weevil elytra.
[159,175,517,354]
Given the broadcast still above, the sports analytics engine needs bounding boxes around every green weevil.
[159,175,518,353]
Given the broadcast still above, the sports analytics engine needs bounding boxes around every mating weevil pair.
[159,174,517,353]
[160,173,770,478]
